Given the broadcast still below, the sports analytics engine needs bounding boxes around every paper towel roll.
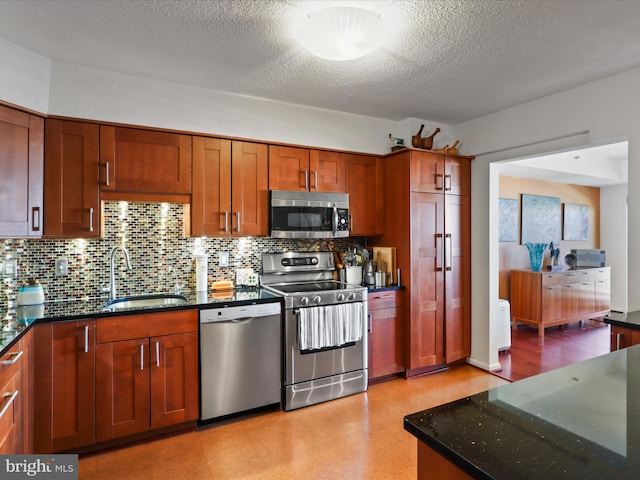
[194,254,208,292]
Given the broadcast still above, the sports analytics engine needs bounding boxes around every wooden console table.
[510,267,610,337]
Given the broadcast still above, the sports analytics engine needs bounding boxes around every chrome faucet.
[109,245,132,301]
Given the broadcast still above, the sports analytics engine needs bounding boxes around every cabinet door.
[309,150,345,192]
[346,154,384,236]
[444,194,471,363]
[33,320,95,453]
[44,119,100,237]
[369,306,405,379]
[595,268,611,312]
[444,155,470,196]
[541,285,562,323]
[150,332,198,429]
[0,106,43,237]
[191,137,232,236]
[231,141,269,235]
[100,126,192,194]
[19,329,33,453]
[268,145,310,191]
[409,191,444,368]
[410,150,443,193]
[561,283,581,320]
[96,338,150,442]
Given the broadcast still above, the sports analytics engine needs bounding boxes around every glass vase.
[525,242,547,272]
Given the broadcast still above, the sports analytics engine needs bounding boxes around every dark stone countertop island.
[404,345,640,479]
[604,310,640,330]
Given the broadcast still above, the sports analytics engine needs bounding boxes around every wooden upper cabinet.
[309,150,345,192]
[410,150,469,196]
[269,145,310,191]
[44,120,100,237]
[231,141,269,236]
[345,154,383,236]
[0,105,43,237]
[191,137,232,236]
[191,138,268,236]
[269,146,345,192]
[99,126,192,196]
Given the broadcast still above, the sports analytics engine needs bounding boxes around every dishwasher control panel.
[200,302,282,323]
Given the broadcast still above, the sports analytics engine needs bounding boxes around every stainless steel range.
[261,251,368,411]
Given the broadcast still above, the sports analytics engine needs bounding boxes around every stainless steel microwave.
[269,190,349,239]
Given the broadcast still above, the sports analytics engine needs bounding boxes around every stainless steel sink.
[102,293,189,312]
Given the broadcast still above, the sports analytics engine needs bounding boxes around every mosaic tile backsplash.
[1,202,364,309]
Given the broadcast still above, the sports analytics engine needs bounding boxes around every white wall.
[601,184,628,312]
[0,37,50,112]
[454,68,640,370]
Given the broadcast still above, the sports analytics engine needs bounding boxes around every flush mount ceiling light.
[297,6,384,61]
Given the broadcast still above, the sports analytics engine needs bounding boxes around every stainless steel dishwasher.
[199,301,282,422]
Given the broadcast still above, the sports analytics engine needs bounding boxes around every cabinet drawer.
[96,309,198,343]
[541,273,561,286]
[0,346,22,389]
[562,272,582,284]
[596,268,610,282]
[0,373,19,454]
[368,290,404,310]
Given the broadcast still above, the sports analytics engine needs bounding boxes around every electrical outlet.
[2,259,17,278]
[219,252,229,267]
[55,258,69,277]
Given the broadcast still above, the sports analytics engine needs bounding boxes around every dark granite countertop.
[405,346,640,479]
[0,288,282,355]
[604,310,640,330]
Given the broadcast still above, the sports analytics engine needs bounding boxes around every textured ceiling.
[2,0,640,124]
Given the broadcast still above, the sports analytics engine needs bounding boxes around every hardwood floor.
[493,319,612,382]
[79,366,508,480]
[78,320,610,479]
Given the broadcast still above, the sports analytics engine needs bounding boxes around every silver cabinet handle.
[84,325,89,353]
[435,173,444,190]
[368,313,373,333]
[235,211,241,233]
[314,170,318,189]
[31,206,40,232]
[89,208,94,232]
[445,233,453,271]
[223,211,229,232]
[304,170,309,190]
[0,391,19,419]
[155,341,160,367]
[444,174,452,191]
[105,161,110,186]
[1,350,23,365]
[140,344,144,371]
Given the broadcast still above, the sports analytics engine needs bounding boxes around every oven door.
[284,305,366,385]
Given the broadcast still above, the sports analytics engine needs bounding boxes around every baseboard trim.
[467,356,501,372]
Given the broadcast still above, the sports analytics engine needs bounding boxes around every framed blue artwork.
[521,194,561,244]
[499,198,518,242]
[563,203,589,241]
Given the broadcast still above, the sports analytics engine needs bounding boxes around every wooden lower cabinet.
[33,320,95,453]
[0,337,27,454]
[368,290,405,380]
[95,310,198,443]
[511,267,610,337]
[610,325,640,351]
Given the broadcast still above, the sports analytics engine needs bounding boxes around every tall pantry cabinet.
[371,148,472,377]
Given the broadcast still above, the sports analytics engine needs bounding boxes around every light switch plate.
[55,258,69,277]
[2,259,17,278]
[219,252,229,267]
